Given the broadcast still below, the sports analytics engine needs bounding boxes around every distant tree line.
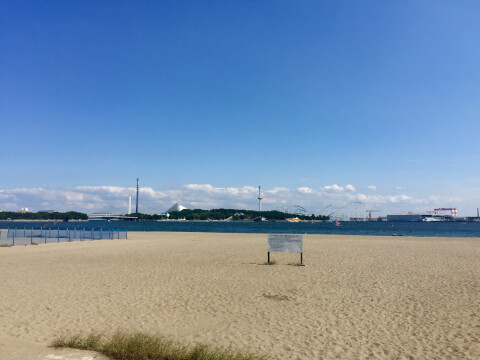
[0,211,88,221]
[127,209,329,221]
[0,209,329,222]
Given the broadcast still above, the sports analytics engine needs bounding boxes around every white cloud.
[387,194,413,203]
[1,183,479,216]
[324,184,343,192]
[345,184,356,192]
[367,186,376,191]
[323,184,356,192]
[297,187,313,194]
[267,187,289,194]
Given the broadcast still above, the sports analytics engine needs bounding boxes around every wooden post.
[268,252,270,265]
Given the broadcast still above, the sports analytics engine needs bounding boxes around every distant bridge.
[88,213,137,221]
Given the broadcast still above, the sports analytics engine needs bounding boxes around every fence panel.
[4,228,127,246]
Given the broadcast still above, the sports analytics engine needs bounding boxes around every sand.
[0,231,479,359]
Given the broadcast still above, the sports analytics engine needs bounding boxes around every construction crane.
[433,208,457,217]
[365,209,381,221]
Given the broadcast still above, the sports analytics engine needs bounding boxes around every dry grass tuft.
[51,333,102,350]
[51,331,266,360]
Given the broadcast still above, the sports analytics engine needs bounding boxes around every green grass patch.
[51,331,266,360]
[0,244,12,247]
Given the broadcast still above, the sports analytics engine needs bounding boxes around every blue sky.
[1,1,480,215]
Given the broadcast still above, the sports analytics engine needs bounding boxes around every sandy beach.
[1,231,479,359]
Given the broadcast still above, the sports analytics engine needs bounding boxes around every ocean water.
[1,220,480,238]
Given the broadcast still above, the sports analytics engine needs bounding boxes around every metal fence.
[0,228,127,246]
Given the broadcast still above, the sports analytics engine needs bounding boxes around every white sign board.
[268,234,303,253]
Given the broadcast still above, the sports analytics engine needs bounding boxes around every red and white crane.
[365,209,381,221]
[433,208,457,217]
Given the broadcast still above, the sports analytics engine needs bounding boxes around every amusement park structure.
[327,202,362,219]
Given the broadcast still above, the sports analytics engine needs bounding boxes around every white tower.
[128,196,132,215]
[258,186,263,211]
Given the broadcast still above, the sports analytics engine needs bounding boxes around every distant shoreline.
[0,219,89,222]
[0,219,329,223]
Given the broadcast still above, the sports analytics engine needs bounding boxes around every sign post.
[267,234,304,265]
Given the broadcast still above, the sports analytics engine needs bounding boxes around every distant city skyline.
[0,181,478,217]
[1,1,479,216]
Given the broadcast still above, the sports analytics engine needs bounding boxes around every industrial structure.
[387,207,462,222]
[366,209,381,221]
[258,186,263,211]
[433,208,457,217]
[136,178,139,213]
[386,213,424,222]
